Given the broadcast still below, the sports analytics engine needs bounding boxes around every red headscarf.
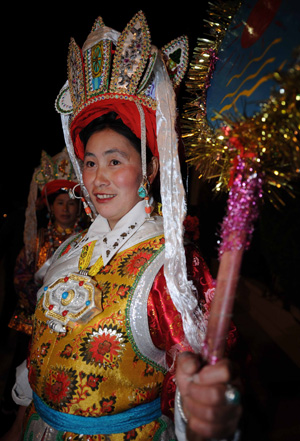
[41,179,80,203]
[70,98,158,160]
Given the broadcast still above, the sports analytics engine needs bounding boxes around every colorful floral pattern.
[43,367,78,409]
[86,373,103,391]
[99,394,117,414]
[117,248,154,277]
[60,343,76,360]
[80,324,128,369]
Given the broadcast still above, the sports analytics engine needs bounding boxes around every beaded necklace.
[47,220,79,255]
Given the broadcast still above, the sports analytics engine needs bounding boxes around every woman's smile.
[94,193,117,202]
[82,128,143,229]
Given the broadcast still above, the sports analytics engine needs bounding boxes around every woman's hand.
[175,352,242,440]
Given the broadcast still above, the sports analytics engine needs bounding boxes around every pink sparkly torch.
[202,158,263,364]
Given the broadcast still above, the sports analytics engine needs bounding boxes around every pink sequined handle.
[202,244,244,364]
[203,158,263,364]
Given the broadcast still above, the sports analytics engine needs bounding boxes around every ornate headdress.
[55,11,206,350]
[24,147,79,264]
[35,148,79,202]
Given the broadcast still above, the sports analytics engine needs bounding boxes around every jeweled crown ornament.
[34,147,77,194]
[55,11,189,160]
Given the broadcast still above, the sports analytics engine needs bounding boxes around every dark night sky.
[2,2,208,213]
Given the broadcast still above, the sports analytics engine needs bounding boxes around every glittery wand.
[201,158,263,364]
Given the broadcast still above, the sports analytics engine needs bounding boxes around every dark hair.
[79,111,153,163]
[46,189,73,206]
[36,189,80,229]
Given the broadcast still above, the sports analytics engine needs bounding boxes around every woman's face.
[82,128,143,229]
[51,193,79,229]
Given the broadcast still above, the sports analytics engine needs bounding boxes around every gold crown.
[34,147,77,192]
[55,11,189,119]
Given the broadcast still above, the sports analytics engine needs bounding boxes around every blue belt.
[33,392,162,435]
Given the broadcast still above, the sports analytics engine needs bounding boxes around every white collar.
[76,200,150,266]
[45,200,164,286]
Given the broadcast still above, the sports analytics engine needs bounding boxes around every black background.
[2,2,208,213]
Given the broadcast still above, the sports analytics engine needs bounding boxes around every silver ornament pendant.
[43,273,102,332]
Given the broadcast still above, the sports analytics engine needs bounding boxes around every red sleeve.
[147,244,215,419]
